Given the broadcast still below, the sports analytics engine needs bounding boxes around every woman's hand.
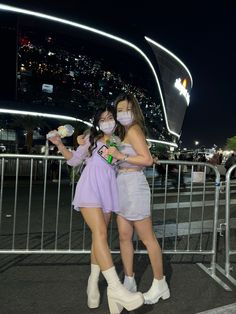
[107,146,123,160]
[47,131,62,146]
[77,134,86,145]
[153,156,159,164]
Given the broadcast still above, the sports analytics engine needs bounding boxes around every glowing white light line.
[0,108,177,147]
[145,36,193,87]
[147,139,178,147]
[0,108,92,126]
[0,3,180,138]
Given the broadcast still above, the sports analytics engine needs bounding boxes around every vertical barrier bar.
[41,158,48,250]
[0,157,5,233]
[82,220,86,251]
[199,166,207,251]
[151,164,156,214]
[109,213,114,249]
[12,158,19,250]
[26,158,33,250]
[225,166,231,277]
[210,167,221,275]
[54,160,62,250]
[161,164,168,249]
[174,165,181,251]
[68,166,75,250]
[187,165,193,251]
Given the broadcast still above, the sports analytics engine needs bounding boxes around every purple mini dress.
[67,138,119,213]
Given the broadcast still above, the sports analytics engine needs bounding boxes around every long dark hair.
[113,92,147,141]
[88,105,116,156]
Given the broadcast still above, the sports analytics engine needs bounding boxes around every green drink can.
[107,142,117,164]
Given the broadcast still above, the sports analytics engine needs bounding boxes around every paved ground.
[197,303,236,314]
[0,246,236,314]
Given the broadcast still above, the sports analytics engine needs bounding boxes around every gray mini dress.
[117,143,151,221]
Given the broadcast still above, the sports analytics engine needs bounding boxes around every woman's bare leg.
[86,211,112,309]
[80,207,113,270]
[134,217,170,305]
[81,209,144,312]
[117,215,134,276]
[134,217,163,279]
[91,212,111,264]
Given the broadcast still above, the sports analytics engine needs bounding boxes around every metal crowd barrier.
[146,160,231,290]
[216,164,236,286]
[0,154,232,290]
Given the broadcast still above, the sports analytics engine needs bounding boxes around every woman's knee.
[92,227,108,241]
[119,230,133,243]
[141,234,157,248]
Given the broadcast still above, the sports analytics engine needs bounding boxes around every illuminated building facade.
[0,4,192,152]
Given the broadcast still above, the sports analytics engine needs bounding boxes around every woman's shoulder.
[127,123,144,138]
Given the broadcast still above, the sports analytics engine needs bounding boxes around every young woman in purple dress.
[47,105,144,314]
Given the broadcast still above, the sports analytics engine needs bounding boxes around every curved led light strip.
[0,108,93,126]
[147,139,177,148]
[0,108,177,147]
[145,36,193,87]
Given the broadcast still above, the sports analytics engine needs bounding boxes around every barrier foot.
[197,263,232,291]
[215,264,236,286]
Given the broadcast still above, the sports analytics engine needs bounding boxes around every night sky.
[2,0,236,148]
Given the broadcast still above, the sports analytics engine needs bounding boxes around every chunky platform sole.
[107,292,144,314]
[144,289,170,305]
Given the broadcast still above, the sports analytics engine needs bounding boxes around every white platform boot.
[143,276,170,304]
[102,266,144,314]
[87,264,100,308]
[123,274,137,292]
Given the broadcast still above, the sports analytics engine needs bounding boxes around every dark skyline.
[2,0,236,148]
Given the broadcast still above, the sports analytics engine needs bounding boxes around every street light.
[195,141,199,146]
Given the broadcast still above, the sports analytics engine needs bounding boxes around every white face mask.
[99,120,116,134]
[117,111,133,126]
